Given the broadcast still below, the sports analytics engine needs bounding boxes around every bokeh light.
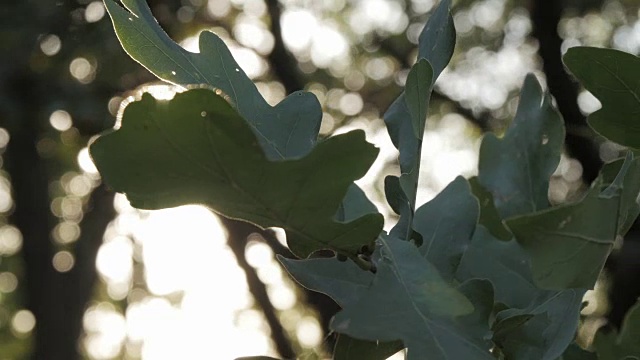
[2,0,639,358]
[12,310,36,335]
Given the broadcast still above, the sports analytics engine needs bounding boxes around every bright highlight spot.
[49,110,73,131]
[70,57,95,84]
[0,272,18,293]
[310,24,349,68]
[40,34,62,56]
[0,128,9,148]
[54,221,81,244]
[339,92,364,116]
[281,9,318,51]
[97,236,133,284]
[0,178,12,213]
[87,204,279,359]
[53,251,75,273]
[12,310,36,334]
[296,316,322,347]
[78,148,99,175]
[245,240,273,268]
[0,225,22,256]
[85,1,106,23]
[84,303,127,359]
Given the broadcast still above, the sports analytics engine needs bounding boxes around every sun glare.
[91,203,277,358]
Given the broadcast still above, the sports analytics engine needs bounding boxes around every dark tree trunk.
[530,0,603,184]
[3,68,115,359]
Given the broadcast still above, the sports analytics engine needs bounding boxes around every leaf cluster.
[92,0,640,358]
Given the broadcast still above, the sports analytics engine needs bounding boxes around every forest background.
[1,0,640,358]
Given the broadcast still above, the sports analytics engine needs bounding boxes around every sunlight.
[135,206,235,295]
[0,178,12,213]
[84,303,127,359]
[310,23,350,68]
[92,204,276,359]
[234,15,274,55]
[96,236,133,284]
[78,148,99,175]
[281,9,318,51]
[349,0,408,35]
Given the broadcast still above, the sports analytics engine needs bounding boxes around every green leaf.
[383,0,455,240]
[413,176,479,281]
[335,184,380,223]
[385,175,414,239]
[333,335,404,360]
[492,312,549,359]
[494,288,584,360]
[278,255,373,307]
[331,236,494,360]
[563,47,640,148]
[599,154,640,235]
[506,184,615,290]
[384,0,455,173]
[278,249,403,360]
[594,300,640,360]
[104,0,322,160]
[468,176,512,241]
[417,0,456,77]
[506,153,640,290]
[406,59,434,139]
[457,226,585,359]
[477,74,564,219]
[457,226,537,309]
[385,94,419,177]
[90,89,382,258]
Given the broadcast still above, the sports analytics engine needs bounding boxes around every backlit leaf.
[406,59,434,139]
[104,0,322,160]
[383,0,455,239]
[564,47,640,148]
[278,255,373,308]
[331,236,494,360]
[457,226,585,359]
[468,176,512,241]
[413,176,479,281]
[279,249,403,360]
[506,153,640,290]
[477,74,564,219]
[90,89,383,258]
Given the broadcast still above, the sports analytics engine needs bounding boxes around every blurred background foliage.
[0,0,639,359]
